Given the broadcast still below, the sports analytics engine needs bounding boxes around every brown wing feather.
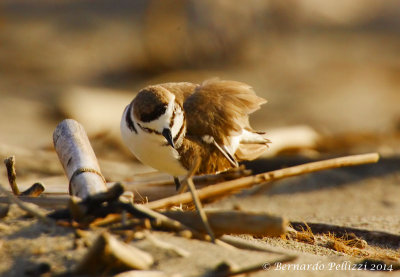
[183,79,266,145]
[159,82,197,107]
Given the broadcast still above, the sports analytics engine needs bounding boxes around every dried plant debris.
[283,223,400,268]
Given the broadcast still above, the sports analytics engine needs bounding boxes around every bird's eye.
[140,104,167,122]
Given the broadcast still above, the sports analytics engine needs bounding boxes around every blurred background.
[1,0,400,183]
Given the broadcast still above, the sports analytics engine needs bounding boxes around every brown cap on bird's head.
[133,86,172,122]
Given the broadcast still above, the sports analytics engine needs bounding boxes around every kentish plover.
[121,79,270,187]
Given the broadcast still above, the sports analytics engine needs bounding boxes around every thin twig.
[186,177,215,242]
[184,156,216,243]
[0,183,53,225]
[145,153,380,210]
[4,156,20,195]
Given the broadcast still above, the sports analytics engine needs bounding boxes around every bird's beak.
[162,128,175,148]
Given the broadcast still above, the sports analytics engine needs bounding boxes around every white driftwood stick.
[53,119,107,198]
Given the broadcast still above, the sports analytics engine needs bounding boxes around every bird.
[120,79,270,189]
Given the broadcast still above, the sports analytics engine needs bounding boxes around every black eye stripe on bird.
[125,104,137,134]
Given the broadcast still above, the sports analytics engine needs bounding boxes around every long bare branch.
[145,153,379,210]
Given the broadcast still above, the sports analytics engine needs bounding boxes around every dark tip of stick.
[0,204,9,218]
[108,182,125,198]
[20,182,45,197]
[82,182,125,206]
[3,156,20,195]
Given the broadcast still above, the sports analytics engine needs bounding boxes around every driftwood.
[53,119,108,198]
[163,210,287,237]
[145,153,380,209]
[20,182,45,197]
[67,183,125,222]
[3,156,46,197]
[74,232,154,275]
[0,183,53,225]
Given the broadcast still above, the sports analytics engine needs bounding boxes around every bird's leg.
[174,177,182,191]
[183,155,216,243]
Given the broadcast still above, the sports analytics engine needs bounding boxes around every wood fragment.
[0,183,53,225]
[53,119,108,198]
[57,183,134,222]
[4,156,20,195]
[145,153,380,209]
[20,182,45,197]
[163,210,287,237]
[74,232,154,275]
[0,203,9,218]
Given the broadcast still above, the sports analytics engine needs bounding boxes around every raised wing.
[158,82,197,107]
[183,79,267,145]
